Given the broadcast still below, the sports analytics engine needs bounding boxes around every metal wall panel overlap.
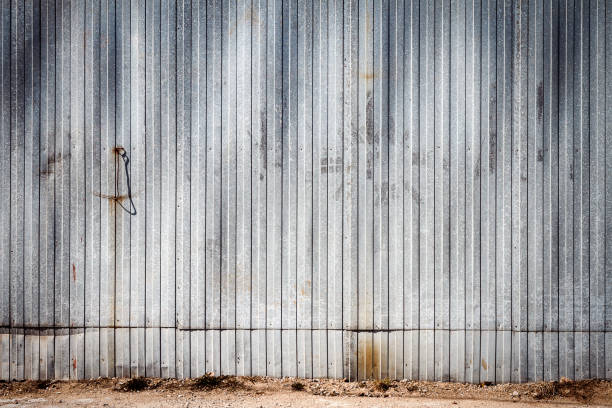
[0,0,611,382]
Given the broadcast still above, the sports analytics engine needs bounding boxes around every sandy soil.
[0,376,610,407]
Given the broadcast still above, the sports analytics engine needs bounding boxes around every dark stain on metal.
[259,111,268,172]
[72,263,76,281]
[40,152,62,177]
[366,91,374,145]
[537,81,544,119]
[489,134,497,173]
[474,158,481,177]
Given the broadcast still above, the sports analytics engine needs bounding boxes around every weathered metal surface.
[0,0,610,383]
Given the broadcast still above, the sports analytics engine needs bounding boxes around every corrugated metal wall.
[0,0,611,383]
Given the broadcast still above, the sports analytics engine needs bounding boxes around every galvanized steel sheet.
[0,0,611,382]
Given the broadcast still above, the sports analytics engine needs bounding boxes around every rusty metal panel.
[0,0,610,383]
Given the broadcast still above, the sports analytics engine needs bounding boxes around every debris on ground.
[0,376,609,407]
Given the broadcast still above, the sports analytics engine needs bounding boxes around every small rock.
[512,391,519,397]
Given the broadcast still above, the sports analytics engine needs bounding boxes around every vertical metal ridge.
[464,0,482,385]
[235,0,253,378]
[558,0,574,380]
[281,0,298,378]
[357,0,374,382]
[99,0,116,379]
[84,0,102,380]
[38,0,56,381]
[145,0,162,378]
[527,0,544,382]
[0,0,10,381]
[542,0,560,382]
[387,0,403,381]
[24,0,41,381]
[297,0,314,379]
[418,0,435,381]
[265,0,283,378]
[130,0,147,378]
[573,0,590,380]
[204,0,221,377]
[450,0,467,383]
[189,0,207,377]
[54,0,71,380]
[510,0,528,384]
[176,0,192,380]
[250,0,267,377]
[433,0,450,383]
[68,0,86,380]
[605,0,612,381]
[9,0,26,382]
[403,0,420,381]
[326,0,343,379]
[495,0,513,384]
[160,0,177,378]
[114,0,131,378]
[312,0,328,379]
[220,0,237,377]
[588,0,606,380]
[479,0,496,385]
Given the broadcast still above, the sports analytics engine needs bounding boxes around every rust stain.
[93,191,128,203]
[360,71,377,80]
[228,5,259,38]
[113,145,125,155]
[72,263,76,281]
[481,359,488,370]
[361,335,381,380]
[73,358,77,371]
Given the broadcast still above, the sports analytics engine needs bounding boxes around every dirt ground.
[0,375,610,407]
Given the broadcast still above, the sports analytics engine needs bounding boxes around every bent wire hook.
[115,147,137,216]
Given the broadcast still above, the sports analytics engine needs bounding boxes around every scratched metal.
[0,0,611,383]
